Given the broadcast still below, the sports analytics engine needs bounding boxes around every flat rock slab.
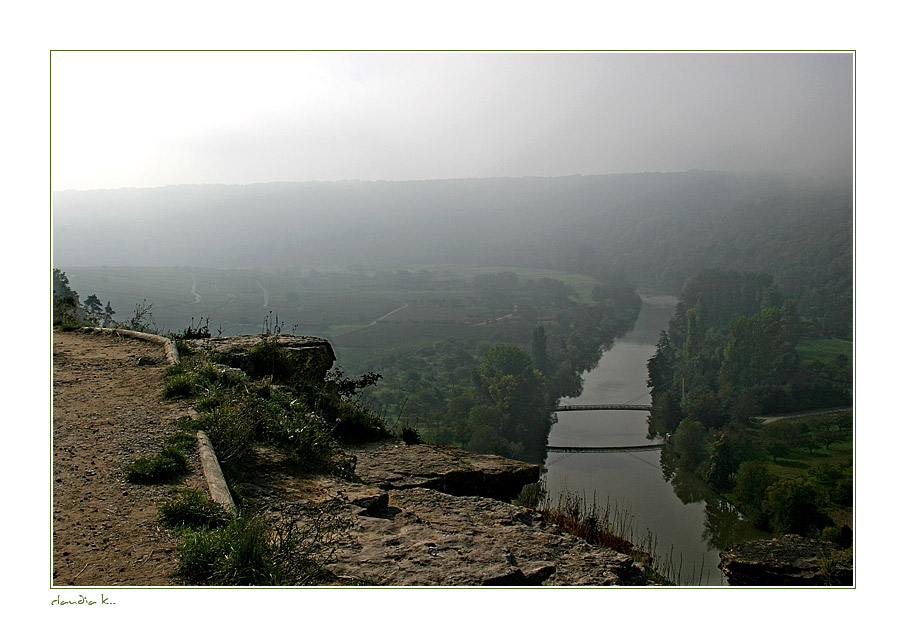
[349,440,540,502]
[326,487,647,586]
[719,534,853,586]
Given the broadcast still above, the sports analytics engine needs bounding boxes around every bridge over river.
[554,403,652,412]
[546,443,664,453]
[548,403,658,452]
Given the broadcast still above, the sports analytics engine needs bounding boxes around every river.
[543,292,764,585]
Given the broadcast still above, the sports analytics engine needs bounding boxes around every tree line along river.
[543,293,766,586]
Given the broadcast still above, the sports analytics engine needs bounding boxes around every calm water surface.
[544,293,763,586]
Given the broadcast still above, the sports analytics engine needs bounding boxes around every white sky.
[51,50,853,191]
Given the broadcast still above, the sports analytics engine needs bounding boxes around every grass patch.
[173,509,348,586]
[163,362,248,399]
[796,338,853,366]
[159,488,233,530]
[125,446,188,483]
[519,484,678,585]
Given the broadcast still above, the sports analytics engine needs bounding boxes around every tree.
[82,294,103,326]
[648,391,682,438]
[672,418,708,470]
[471,344,550,460]
[531,325,549,375]
[684,390,726,432]
[102,301,116,327]
[706,425,748,492]
[761,420,803,462]
[763,477,828,535]
[52,269,82,325]
[733,461,774,527]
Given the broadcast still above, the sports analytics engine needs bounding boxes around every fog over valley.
[51,50,855,588]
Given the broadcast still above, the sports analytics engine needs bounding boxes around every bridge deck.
[547,443,664,453]
[554,403,652,412]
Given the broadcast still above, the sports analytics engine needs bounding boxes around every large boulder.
[189,335,336,380]
[719,534,853,586]
[348,439,540,502]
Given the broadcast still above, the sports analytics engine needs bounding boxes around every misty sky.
[50,51,853,191]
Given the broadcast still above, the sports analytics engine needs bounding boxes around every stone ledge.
[348,439,540,502]
[325,487,648,586]
[719,534,853,586]
[188,335,336,380]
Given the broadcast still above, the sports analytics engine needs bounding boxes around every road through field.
[369,303,409,325]
[255,279,270,307]
[190,272,201,303]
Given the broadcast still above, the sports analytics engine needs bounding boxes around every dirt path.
[52,329,205,586]
[755,407,852,424]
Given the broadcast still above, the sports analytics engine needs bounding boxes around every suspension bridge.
[548,398,659,453]
[554,403,652,412]
[546,443,664,453]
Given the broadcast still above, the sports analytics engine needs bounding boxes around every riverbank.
[544,293,765,585]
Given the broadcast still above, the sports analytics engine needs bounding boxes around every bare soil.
[52,329,206,586]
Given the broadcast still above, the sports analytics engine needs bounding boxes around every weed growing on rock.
[400,424,423,445]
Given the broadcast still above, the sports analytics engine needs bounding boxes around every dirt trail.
[52,329,205,586]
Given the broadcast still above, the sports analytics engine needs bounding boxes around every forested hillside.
[54,170,852,337]
[647,269,852,539]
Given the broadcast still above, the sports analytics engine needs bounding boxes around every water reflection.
[544,293,765,586]
[660,451,767,552]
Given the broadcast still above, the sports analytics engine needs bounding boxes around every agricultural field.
[795,338,853,366]
[61,264,600,361]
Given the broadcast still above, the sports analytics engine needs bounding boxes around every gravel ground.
[52,329,206,586]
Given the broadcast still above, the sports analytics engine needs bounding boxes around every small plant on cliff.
[400,424,423,445]
[180,316,212,339]
[123,299,157,333]
[540,491,635,555]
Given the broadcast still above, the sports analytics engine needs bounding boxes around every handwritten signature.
[51,594,115,606]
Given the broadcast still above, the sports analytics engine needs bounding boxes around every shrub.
[331,403,391,442]
[400,424,423,445]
